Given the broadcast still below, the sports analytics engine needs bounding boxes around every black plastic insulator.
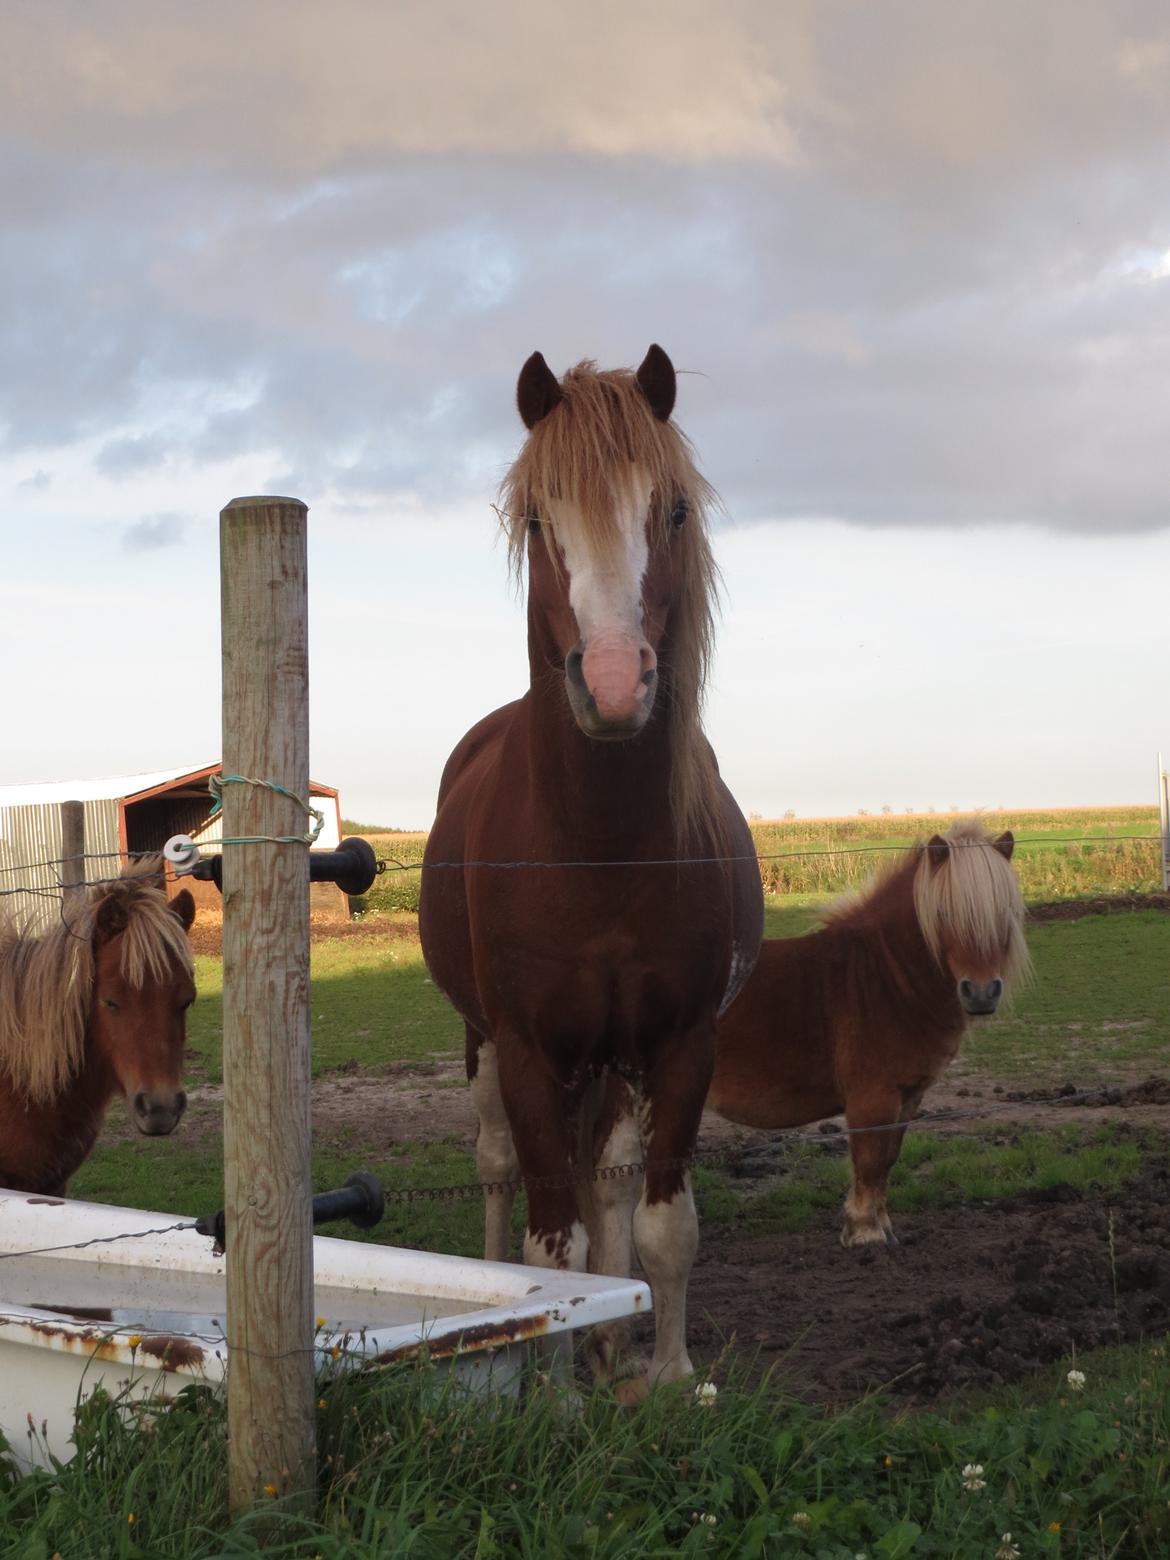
[185,837,377,897]
[195,1172,385,1253]
[308,837,379,896]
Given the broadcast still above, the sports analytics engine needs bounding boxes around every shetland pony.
[0,859,196,1195]
[420,347,763,1395]
[710,823,1029,1247]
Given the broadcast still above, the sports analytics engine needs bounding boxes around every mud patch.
[687,1151,1170,1408]
[1028,892,1170,923]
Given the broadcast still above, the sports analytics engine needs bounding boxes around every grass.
[71,1125,1145,1262]
[4,1335,1170,1557]
[182,903,1170,1090]
[350,808,1163,914]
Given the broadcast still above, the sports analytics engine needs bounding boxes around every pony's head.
[87,868,197,1135]
[912,823,1030,1016]
[501,346,720,838]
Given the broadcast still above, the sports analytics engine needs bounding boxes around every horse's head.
[89,885,197,1135]
[916,828,1028,1017]
[507,345,716,744]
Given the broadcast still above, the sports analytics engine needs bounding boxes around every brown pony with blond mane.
[710,822,1030,1247]
[420,347,763,1398]
[0,858,196,1195]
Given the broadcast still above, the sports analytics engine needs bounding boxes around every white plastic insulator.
[163,833,200,871]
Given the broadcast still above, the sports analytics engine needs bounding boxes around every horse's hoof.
[613,1375,650,1410]
[841,1223,886,1249]
[884,1229,899,1249]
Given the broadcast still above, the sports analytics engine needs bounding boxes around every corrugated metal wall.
[0,800,120,933]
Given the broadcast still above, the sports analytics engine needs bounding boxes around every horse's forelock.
[500,359,723,848]
[912,824,1031,990]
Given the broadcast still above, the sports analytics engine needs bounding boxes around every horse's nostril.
[989,979,1003,1001]
[176,1090,188,1115]
[565,645,586,690]
[958,979,974,1000]
[133,1091,149,1117]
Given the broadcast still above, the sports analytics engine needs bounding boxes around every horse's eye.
[101,997,119,1012]
[528,516,541,536]
[670,499,689,529]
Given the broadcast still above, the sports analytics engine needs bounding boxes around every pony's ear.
[992,830,1015,861]
[636,343,676,421]
[92,893,129,943]
[926,834,950,870]
[516,351,563,429]
[170,889,196,932]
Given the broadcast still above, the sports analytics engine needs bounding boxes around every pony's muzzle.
[132,1088,188,1136]
[959,977,1003,1016]
[566,638,657,738]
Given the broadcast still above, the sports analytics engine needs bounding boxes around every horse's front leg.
[627,1018,715,1396]
[580,1072,644,1384]
[841,1085,919,1248]
[467,1027,518,1261]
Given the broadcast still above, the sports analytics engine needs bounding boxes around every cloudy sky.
[3,1,1168,825]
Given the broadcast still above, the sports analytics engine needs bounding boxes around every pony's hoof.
[884,1228,899,1249]
[613,1375,650,1410]
[840,1223,887,1249]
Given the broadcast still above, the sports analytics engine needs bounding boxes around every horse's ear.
[516,351,563,430]
[636,344,676,422]
[992,830,1015,861]
[92,893,129,943]
[170,889,196,932]
[926,834,950,870]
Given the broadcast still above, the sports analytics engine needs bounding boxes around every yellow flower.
[127,1334,143,1350]
[315,1316,327,1330]
[127,1513,136,1525]
[1048,1521,1062,1533]
[883,1455,893,1467]
[318,1397,327,1410]
[330,1345,341,1360]
[263,1482,278,1498]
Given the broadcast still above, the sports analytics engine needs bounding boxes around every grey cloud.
[3,4,1170,534]
[17,468,51,490]
[123,513,186,551]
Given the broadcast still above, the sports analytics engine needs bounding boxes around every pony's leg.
[841,1086,912,1248]
[467,1029,518,1262]
[628,1023,714,1393]
[581,1074,644,1383]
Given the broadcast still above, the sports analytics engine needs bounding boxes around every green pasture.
[181,903,1170,1089]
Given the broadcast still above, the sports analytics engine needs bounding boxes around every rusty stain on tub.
[15,1319,205,1371]
[371,1311,552,1366]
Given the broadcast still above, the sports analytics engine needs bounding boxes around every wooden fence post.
[60,800,85,924]
[219,496,315,1515]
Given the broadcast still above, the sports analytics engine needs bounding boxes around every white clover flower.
[694,1382,718,1408]
[792,1512,812,1529]
[995,1535,1020,1560]
[961,1462,987,1491]
[700,1514,716,1526]
[1067,1368,1086,1392]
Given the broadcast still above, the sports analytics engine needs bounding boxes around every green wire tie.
[208,773,325,846]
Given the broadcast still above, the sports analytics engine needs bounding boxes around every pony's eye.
[528,516,541,536]
[670,499,689,529]
[101,997,119,1012]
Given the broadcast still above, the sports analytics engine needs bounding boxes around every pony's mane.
[500,360,721,845]
[0,857,193,1104]
[824,821,1031,992]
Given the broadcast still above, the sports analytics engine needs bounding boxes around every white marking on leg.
[633,1177,699,1385]
[583,1100,644,1381]
[524,1219,588,1272]
[718,938,754,1016]
[470,1041,518,1262]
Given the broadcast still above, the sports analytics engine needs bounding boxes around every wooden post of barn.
[219,496,316,1515]
[60,800,85,925]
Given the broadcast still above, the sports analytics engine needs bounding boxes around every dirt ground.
[687,1142,1170,1408]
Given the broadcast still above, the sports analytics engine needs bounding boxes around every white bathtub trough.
[0,1188,650,1470]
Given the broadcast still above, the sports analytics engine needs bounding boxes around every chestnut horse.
[420,347,763,1394]
[710,822,1029,1247]
[0,858,196,1195]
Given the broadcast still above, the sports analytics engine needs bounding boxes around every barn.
[0,763,343,930]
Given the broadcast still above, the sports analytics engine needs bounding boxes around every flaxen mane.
[825,821,1031,993]
[0,857,193,1103]
[500,360,721,846]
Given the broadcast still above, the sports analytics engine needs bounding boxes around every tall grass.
[352,809,1162,915]
[5,1343,1170,1557]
